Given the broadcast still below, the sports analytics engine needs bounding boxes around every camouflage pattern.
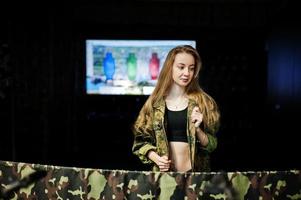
[1,160,300,200]
[132,98,219,172]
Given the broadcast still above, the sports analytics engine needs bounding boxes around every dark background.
[1,0,300,171]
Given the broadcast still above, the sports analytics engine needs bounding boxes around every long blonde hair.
[136,45,220,132]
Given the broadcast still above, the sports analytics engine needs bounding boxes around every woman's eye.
[178,66,185,70]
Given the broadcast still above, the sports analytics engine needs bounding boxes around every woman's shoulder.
[152,97,164,106]
[188,90,214,102]
[189,91,219,111]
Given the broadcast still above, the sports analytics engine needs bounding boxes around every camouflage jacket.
[133,97,219,172]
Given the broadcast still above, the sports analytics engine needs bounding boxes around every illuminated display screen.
[86,40,196,95]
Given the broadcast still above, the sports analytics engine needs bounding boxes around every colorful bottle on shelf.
[103,52,115,81]
[127,53,137,81]
[149,52,160,80]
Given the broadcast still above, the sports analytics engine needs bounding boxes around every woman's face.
[172,52,195,87]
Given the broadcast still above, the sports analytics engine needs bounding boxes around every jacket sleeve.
[201,120,220,153]
[132,113,157,165]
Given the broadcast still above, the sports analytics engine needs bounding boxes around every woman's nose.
[183,67,189,76]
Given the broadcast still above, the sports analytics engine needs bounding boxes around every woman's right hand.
[156,155,171,172]
[148,151,171,172]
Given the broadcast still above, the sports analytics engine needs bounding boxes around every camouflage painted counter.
[0,160,300,199]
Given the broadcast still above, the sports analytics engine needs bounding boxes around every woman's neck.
[167,84,186,99]
[165,84,188,110]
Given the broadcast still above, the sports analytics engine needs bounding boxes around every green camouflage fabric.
[0,160,300,200]
[132,97,219,172]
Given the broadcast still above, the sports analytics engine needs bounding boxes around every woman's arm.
[132,110,160,164]
[196,127,218,153]
[132,125,157,164]
[196,127,209,146]
[147,151,171,171]
[191,106,219,152]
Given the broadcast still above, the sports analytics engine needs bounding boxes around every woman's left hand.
[191,107,203,128]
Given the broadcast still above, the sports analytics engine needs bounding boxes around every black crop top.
[166,107,188,142]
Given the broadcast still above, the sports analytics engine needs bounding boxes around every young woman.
[132,45,220,172]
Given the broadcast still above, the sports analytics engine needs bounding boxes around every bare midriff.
[169,141,191,172]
